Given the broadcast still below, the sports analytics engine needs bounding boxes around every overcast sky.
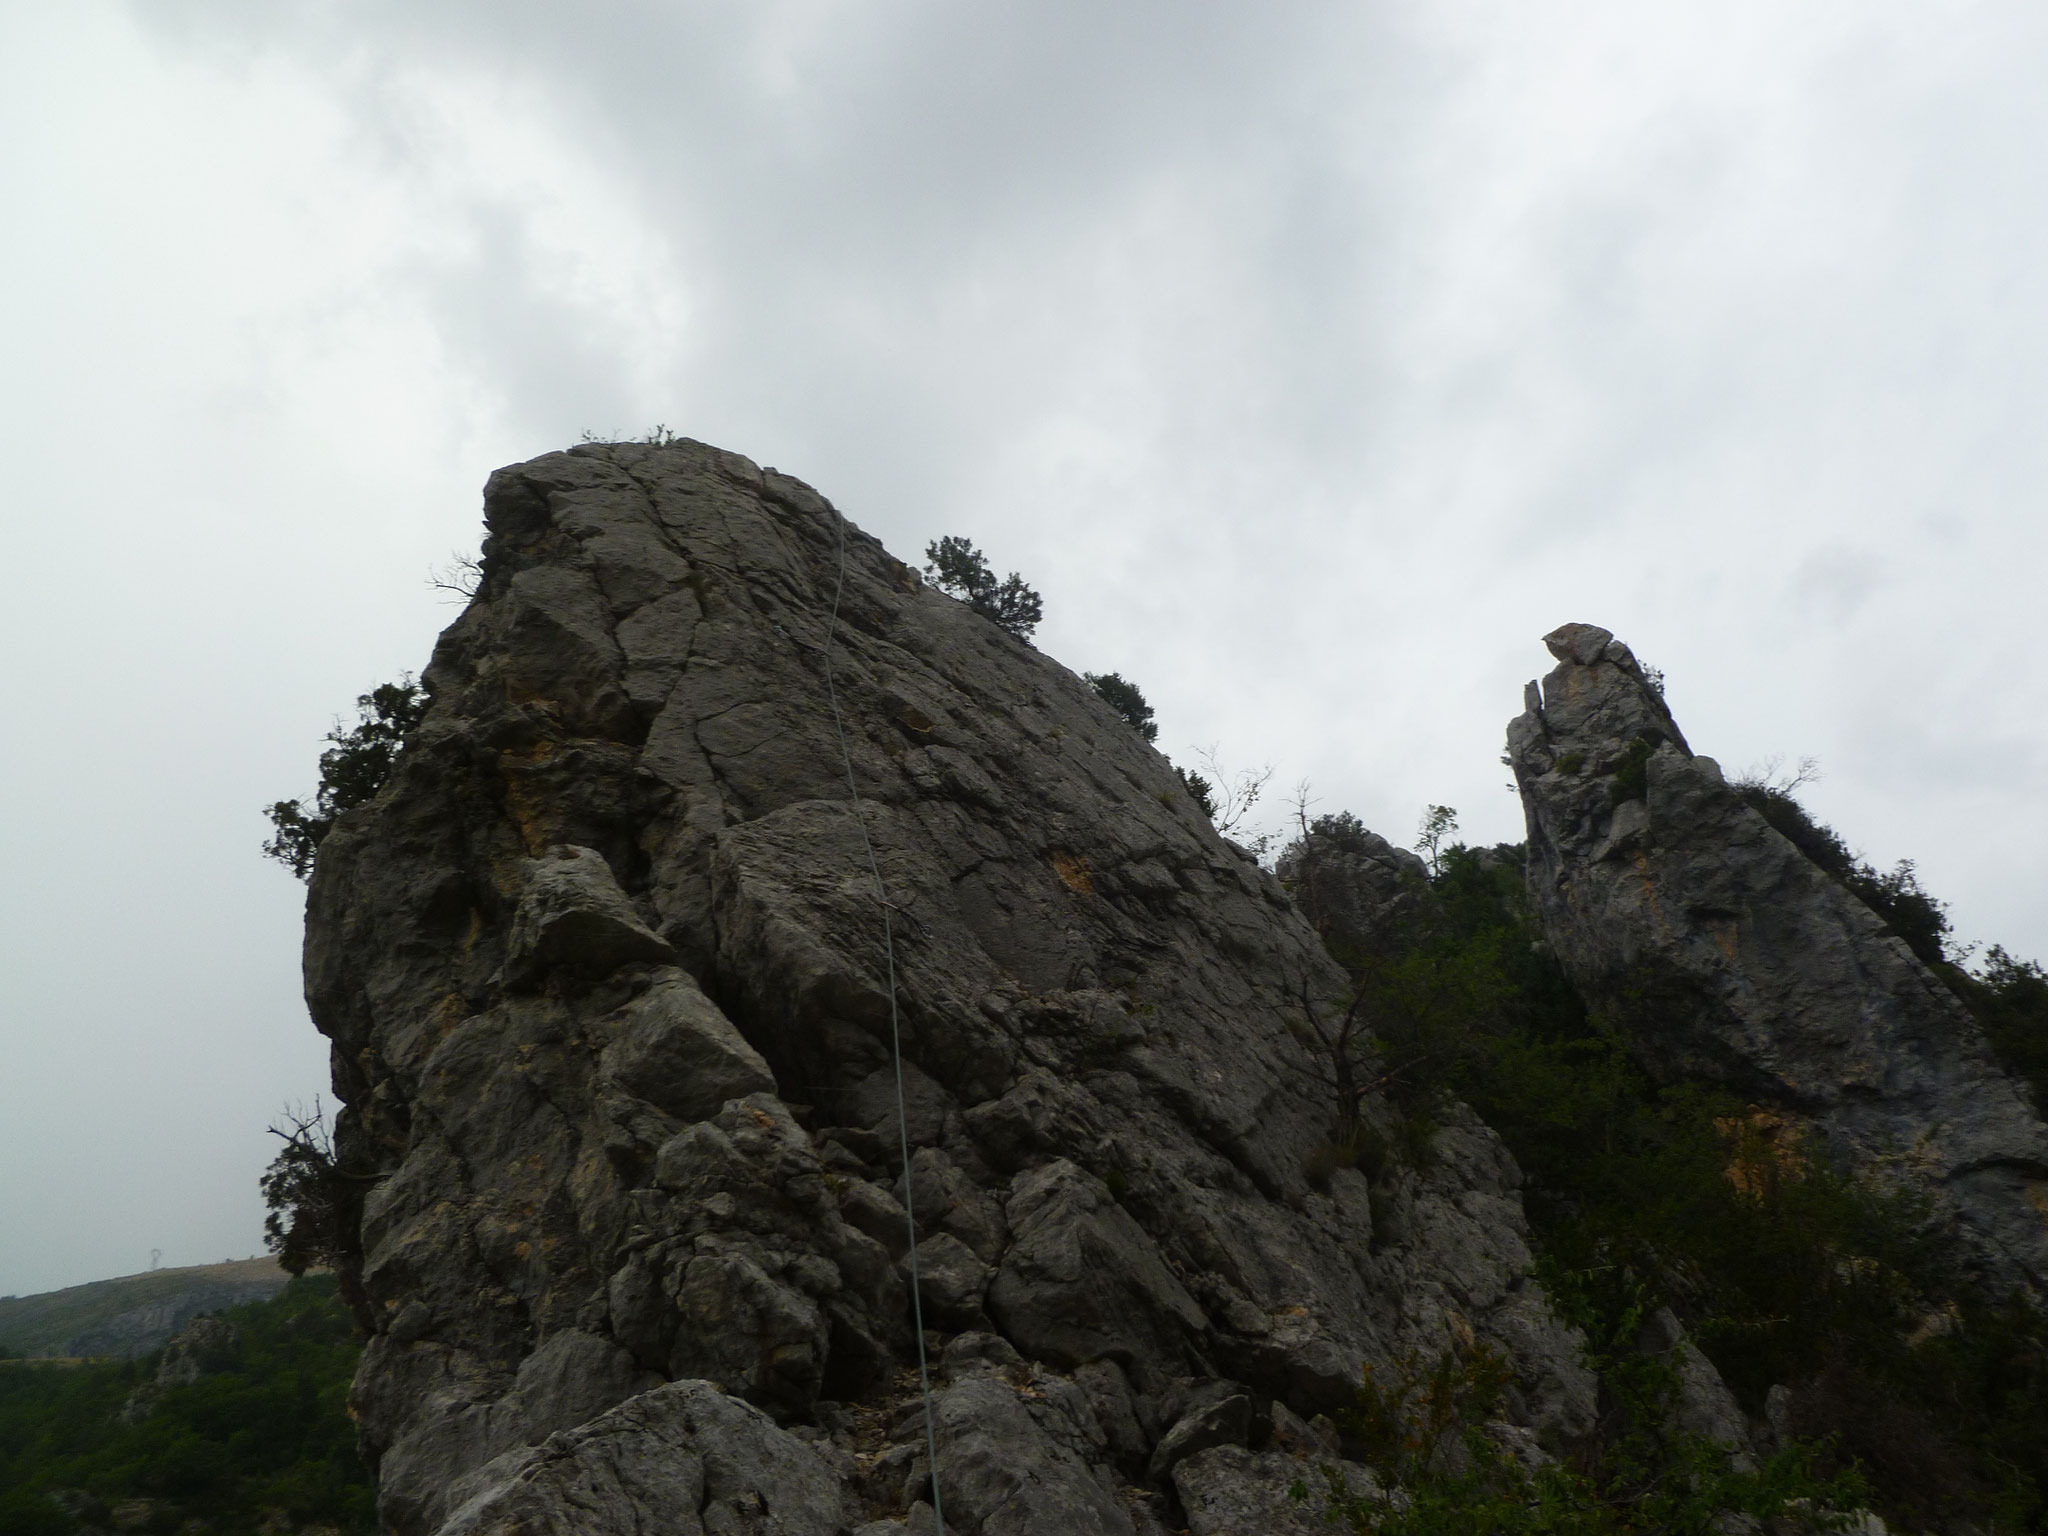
[4,1,2045,1298]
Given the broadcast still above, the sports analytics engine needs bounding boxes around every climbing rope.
[821,507,946,1534]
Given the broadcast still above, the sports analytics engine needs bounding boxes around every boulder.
[1172,1444,1380,1535]
[931,1374,1135,1536]
[507,845,676,985]
[987,1160,1207,1372]
[1146,1393,1251,1480]
[599,968,776,1127]
[903,1233,991,1331]
[436,1379,844,1536]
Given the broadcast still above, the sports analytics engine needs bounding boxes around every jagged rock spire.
[1507,624,2048,1296]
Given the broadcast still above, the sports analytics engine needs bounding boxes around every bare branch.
[1191,743,1274,840]
[1734,753,1824,796]
[428,552,483,602]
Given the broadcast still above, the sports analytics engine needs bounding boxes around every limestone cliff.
[306,440,1594,1535]
[1506,621,2048,1297]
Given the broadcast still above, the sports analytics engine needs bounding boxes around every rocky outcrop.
[306,439,1596,1534]
[119,1314,242,1423]
[1506,622,2048,1295]
[1273,814,1426,963]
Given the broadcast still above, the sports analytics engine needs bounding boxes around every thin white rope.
[820,508,946,1535]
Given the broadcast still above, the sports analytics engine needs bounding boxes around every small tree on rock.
[1416,804,1460,878]
[1085,672,1158,741]
[923,536,1043,642]
[264,678,428,881]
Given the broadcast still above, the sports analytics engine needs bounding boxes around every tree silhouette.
[923,536,1043,641]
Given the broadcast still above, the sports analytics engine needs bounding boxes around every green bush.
[922,536,1043,641]
[259,1106,376,1337]
[1322,1297,1866,1536]
[263,679,427,882]
[1176,767,1217,820]
[1607,738,1653,806]
[1951,946,2048,1113]
[1083,672,1157,742]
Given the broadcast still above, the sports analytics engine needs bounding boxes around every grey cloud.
[1789,545,1886,622]
[4,1,2045,1296]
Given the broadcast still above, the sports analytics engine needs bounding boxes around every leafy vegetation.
[1280,815,2048,1531]
[1607,737,1654,806]
[262,679,427,882]
[1175,765,1217,818]
[1181,746,1273,843]
[0,1277,371,1536]
[922,535,1043,641]
[1954,946,2048,1113]
[1084,671,1158,741]
[1414,806,1458,878]
[259,1105,376,1337]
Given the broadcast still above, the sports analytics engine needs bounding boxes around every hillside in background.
[0,1275,370,1536]
[0,1260,290,1361]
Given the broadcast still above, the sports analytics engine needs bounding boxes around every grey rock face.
[377,1329,657,1535]
[986,1159,1206,1373]
[1173,1443,1379,1535]
[930,1374,1136,1535]
[436,1378,845,1536]
[1506,622,2048,1294]
[1635,1307,1754,1472]
[307,440,1595,1533]
[1273,819,1427,962]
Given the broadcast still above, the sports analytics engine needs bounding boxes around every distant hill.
[0,1259,291,1359]
[0,1275,371,1534]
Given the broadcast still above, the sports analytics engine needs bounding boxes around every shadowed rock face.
[1506,622,2048,1297]
[307,440,1593,1535]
